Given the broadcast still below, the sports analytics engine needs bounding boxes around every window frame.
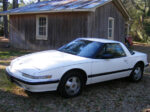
[36,15,48,40]
[108,17,115,40]
[95,43,126,59]
[125,22,130,37]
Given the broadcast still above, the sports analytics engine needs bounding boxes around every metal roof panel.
[0,0,112,15]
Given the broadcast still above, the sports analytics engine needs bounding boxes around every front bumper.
[5,68,59,92]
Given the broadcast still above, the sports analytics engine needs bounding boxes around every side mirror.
[101,54,114,59]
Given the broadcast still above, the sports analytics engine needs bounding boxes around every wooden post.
[3,0,8,38]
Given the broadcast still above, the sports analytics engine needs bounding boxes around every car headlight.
[22,73,52,79]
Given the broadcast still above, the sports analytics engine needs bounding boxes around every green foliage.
[144,19,150,36]
[123,0,150,42]
[19,0,25,7]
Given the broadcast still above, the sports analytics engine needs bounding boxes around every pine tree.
[3,0,8,38]
[13,0,18,9]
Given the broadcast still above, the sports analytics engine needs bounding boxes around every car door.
[90,43,132,84]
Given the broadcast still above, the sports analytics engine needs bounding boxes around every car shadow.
[21,74,150,98]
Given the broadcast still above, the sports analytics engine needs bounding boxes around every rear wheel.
[130,64,143,82]
[58,71,84,98]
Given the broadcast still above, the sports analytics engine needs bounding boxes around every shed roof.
[0,0,130,19]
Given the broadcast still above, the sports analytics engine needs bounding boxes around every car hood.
[11,50,91,75]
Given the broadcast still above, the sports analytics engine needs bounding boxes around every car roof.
[79,37,121,44]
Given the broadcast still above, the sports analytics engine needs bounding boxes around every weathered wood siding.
[10,15,36,49]
[87,2,126,42]
[9,2,126,50]
[10,12,88,50]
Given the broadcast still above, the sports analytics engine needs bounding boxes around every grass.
[0,68,15,91]
[0,49,31,60]
[0,49,31,92]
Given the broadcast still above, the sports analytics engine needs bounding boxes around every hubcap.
[65,77,81,96]
[134,67,142,80]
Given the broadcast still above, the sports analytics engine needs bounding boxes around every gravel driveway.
[0,76,150,112]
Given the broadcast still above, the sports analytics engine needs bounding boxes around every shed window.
[108,17,114,40]
[36,15,48,40]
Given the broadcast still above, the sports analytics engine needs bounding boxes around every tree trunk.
[13,0,18,9]
[38,0,40,2]
[3,0,8,38]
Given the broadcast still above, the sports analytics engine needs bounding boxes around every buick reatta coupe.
[6,38,149,97]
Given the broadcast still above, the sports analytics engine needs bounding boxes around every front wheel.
[129,64,143,82]
[58,71,84,98]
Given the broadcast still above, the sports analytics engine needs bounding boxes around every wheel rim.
[65,77,81,96]
[133,67,142,80]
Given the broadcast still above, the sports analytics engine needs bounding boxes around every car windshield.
[58,39,104,58]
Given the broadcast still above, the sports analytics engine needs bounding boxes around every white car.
[6,38,149,97]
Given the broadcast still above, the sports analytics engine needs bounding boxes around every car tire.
[129,64,144,82]
[58,71,84,98]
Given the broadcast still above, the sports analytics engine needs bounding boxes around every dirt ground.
[0,38,150,112]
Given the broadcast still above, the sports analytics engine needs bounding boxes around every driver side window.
[96,43,126,59]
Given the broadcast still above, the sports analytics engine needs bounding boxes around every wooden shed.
[0,0,130,50]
